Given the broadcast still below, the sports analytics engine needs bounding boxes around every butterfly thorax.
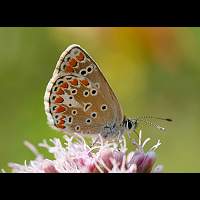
[100,116,139,139]
[100,120,125,139]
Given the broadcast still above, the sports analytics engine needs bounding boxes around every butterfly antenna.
[137,118,166,132]
[138,116,173,122]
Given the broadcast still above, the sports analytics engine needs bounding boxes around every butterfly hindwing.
[44,44,124,137]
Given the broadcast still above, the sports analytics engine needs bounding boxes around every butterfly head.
[123,116,172,133]
[124,118,138,132]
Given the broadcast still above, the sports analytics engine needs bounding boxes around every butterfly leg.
[133,130,139,139]
[127,131,131,139]
[91,135,101,147]
[117,130,123,141]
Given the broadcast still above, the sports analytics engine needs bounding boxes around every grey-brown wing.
[44,44,124,136]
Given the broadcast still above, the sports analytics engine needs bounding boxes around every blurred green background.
[0,27,199,172]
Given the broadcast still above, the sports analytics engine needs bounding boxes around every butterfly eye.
[127,120,133,130]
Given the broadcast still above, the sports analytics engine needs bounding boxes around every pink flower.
[7,131,163,173]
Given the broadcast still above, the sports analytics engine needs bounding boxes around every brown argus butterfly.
[44,44,172,140]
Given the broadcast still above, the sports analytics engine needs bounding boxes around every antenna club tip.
[166,118,173,122]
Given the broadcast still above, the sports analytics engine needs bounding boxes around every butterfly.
[44,44,172,140]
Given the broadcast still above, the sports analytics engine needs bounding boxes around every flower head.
[7,131,163,173]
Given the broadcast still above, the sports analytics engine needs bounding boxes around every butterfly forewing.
[44,44,124,137]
